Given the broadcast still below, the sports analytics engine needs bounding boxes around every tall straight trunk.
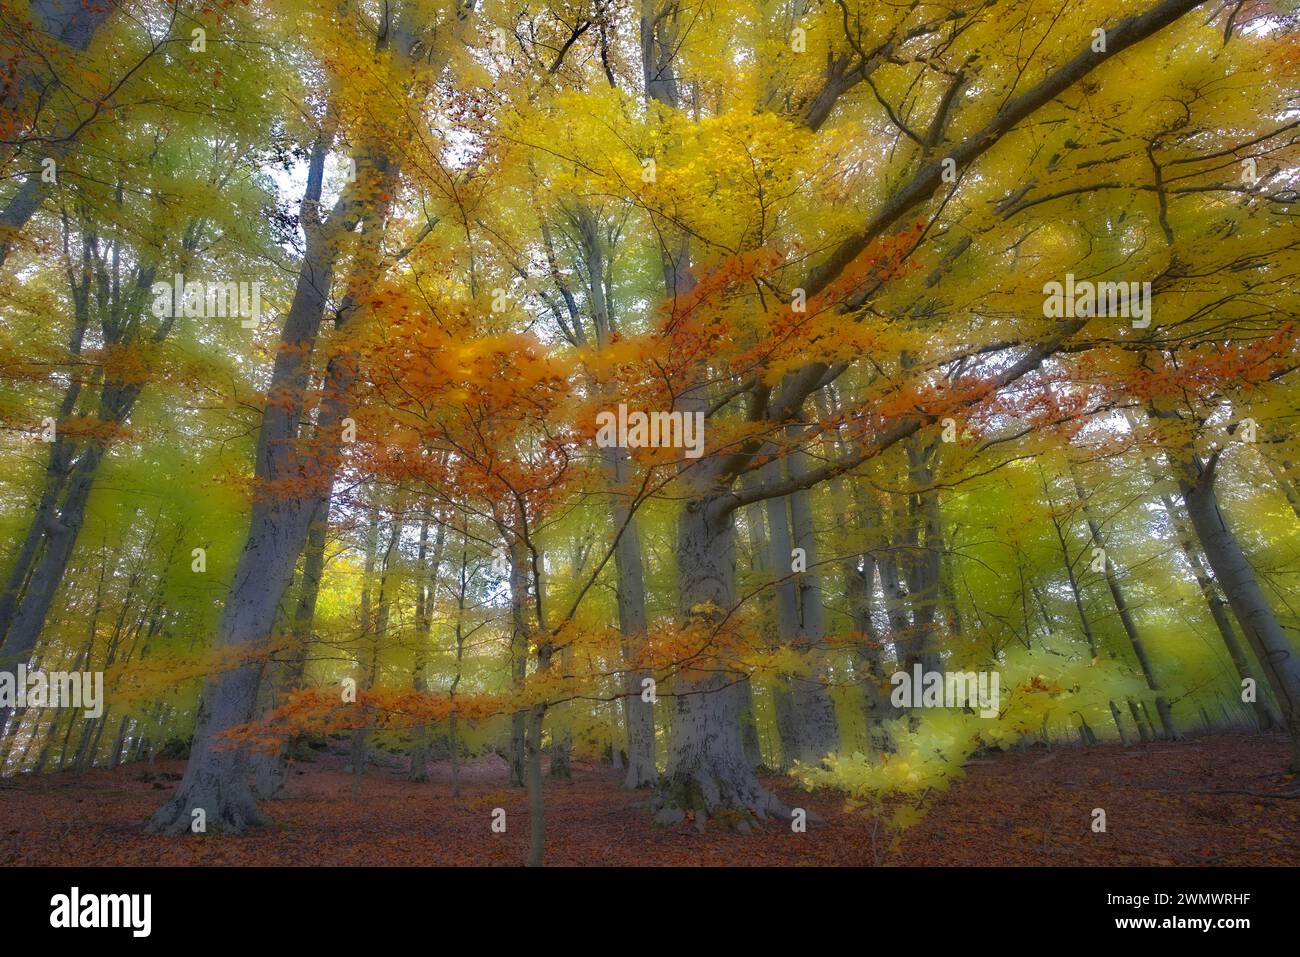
[605,450,657,788]
[2,431,107,673]
[1159,489,1282,729]
[876,489,915,719]
[349,498,382,790]
[571,207,658,789]
[753,422,839,767]
[549,643,573,781]
[738,478,775,769]
[352,500,401,795]
[508,538,529,788]
[844,489,892,752]
[449,531,470,798]
[253,499,328,798]
[146,137,366,834]
[147,2,478,834]
[901,433,945,675]
[52,573,102,769]
[1168,446,1300,768]
[1072,470,1179,740]
[408,506,432,782]
[32,639,88,772]
[409,502,445,782]
[1124,412,1281,728]
[524,641,553,867]
[0,301,90,641]
[762,456,802,769]
[733,674,764,769]
[1,220,197,707]
[1039,465,1129,743]
[784,433,839,763]
[512,536,553,867]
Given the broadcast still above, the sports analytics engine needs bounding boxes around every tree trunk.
[409,502,445,782]
[146,173,348,832]
[1072,470,1179,740]
[1174,451,1300,769]
[252,500,327,799]
[146,4,475,833]
[508,537,529,789]
[651,494,790,829]
[784,436,839,763]
[1159,489,1282,730]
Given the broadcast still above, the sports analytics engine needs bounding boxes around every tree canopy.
[0,0,1297,868]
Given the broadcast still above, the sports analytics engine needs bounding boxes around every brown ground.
[2,731,1297,866]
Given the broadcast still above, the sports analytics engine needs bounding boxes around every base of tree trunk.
[623,760,656,790]
[650,761,793,834]
[146,775,267,835]
[408,747,429,783]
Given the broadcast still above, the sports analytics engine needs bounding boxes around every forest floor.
[2,731,1298,866]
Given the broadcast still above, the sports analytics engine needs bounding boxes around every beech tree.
[0,0,1296,867]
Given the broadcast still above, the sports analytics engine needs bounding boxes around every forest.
[0,0,1298,874]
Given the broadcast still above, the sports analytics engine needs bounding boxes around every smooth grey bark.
[2,442,107,668]
[0,176,51,267]
[876,489,916,720]
[506,532,552,867]
[785,437,839,763]
[147,0,478,835]
[348,498,382,793]
[605,445,657,788]
[550,543,586,782]
[1169,446,1300,768]
[1157,487,1282,730]
[408,506,433,782]
[252,499,328,798]
[145,132,362,834]
[0,286,90,641]
[761,456,802,769]
[842,483,892,753]
[754,426,839,767]
[733,673,764,769]
[564,206,657,788]
[738,477,776,769]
